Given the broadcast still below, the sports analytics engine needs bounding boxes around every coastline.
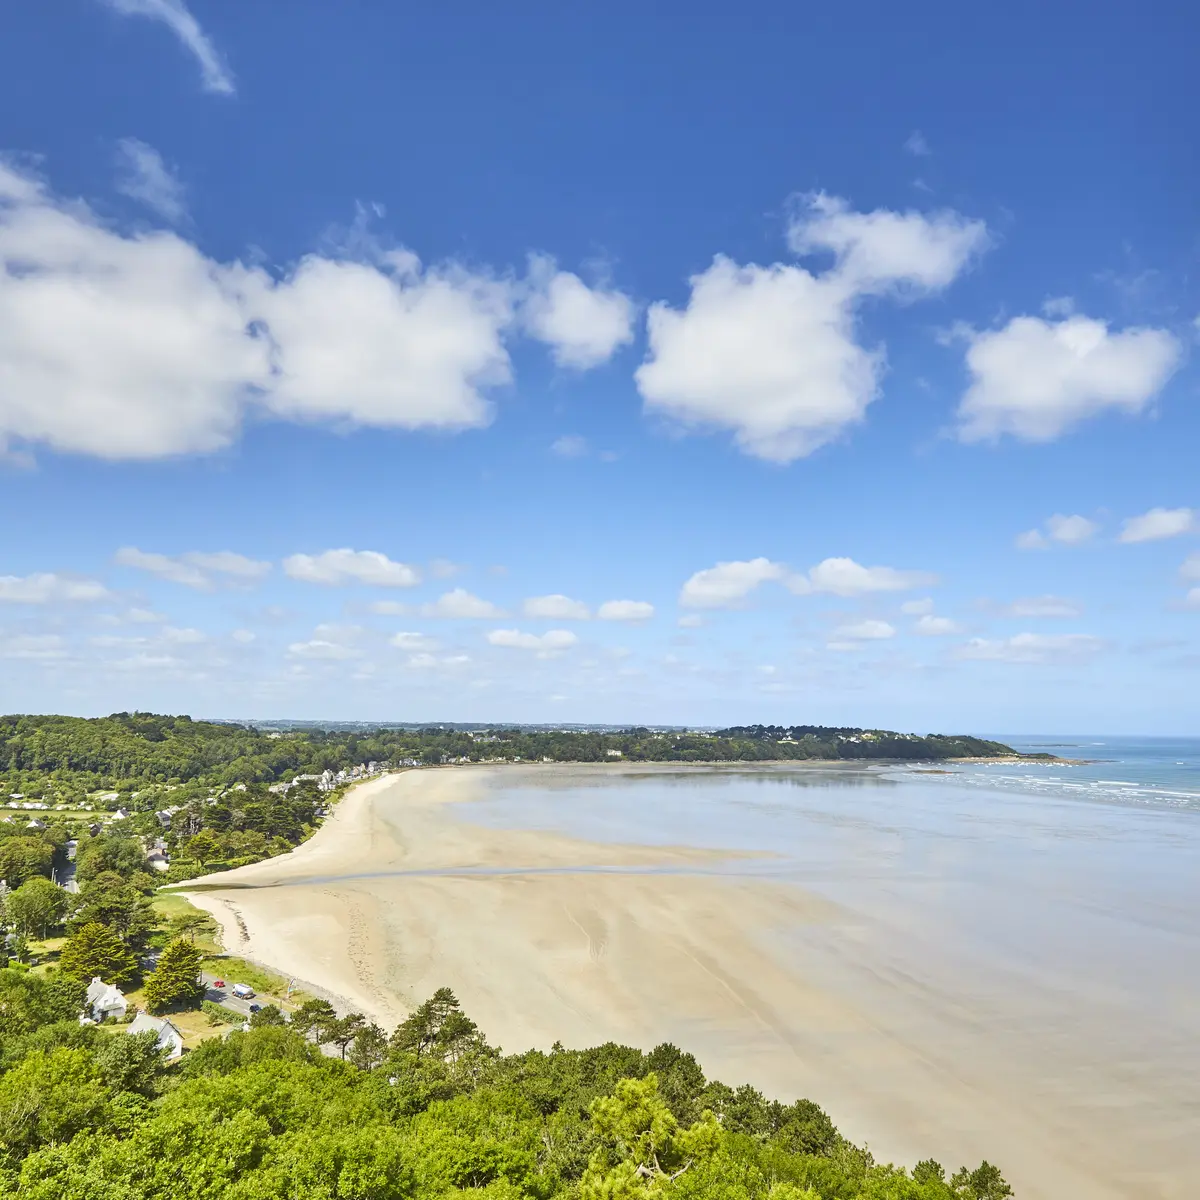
[176,763,1183,1200]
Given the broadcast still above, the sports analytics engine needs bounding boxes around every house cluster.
[82,976,184,1060]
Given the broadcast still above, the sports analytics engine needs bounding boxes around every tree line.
[0,976,1014,1198]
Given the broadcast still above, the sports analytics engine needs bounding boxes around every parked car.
[212,979,225,988]
[230,983,255,999]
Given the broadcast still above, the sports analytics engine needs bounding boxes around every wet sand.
[182,765,1200,1200]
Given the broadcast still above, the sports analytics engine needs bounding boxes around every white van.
[231,983,255,999]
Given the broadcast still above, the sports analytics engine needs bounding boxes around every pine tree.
[142,936,203,1013]
[59,922,138,986]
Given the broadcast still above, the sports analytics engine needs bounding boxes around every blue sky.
[0,0,1197,731]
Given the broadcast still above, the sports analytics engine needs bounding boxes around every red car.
[212,979,226,988]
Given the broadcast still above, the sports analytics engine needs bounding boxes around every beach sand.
[182,766,1196,1200]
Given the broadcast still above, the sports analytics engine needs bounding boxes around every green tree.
[141,937,203,1013]
[950,1162,1013,1199]
[67,873,156,950]
[5,877,68,939]
[291,997,336,1042]
[326,1013,366,1060]
[58,922,138,986]
[349,1021,388,1071]
[185,829,222,866]
[248,1004,287,1028]
[389,986,486,1062]
[167,912,211,943]
[91,1030,166,1097]
[0,1047,111,1156]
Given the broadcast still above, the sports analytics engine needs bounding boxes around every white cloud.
[522,255,635,368]
[904,131,931,157]
[0,634,67,660]
[831,619,896,640]
[901,597,934,615]
[287,639,361,660]
[955,314,1182,443]
[1118,507,1194,544]
[0,163,526,461]
[162,625,204,644]
[487,628,578,656]
[1185,587,1200,609]
[957,633,1106,664]
[636,195,986,463]
[679,558,786,608]
[283,549,419,587]
[1003,596,1082,619]
[677,614,705,628]
[1015,514,1098,550]
[550,435,589,458]
[242,254,512,434]
[597,599,655,622]
[368,600,409,616]
[390,632,439,651]
[0,573,111,603]
[522,594,591,620]
[126,607,166,623]
[787,192,988,296]
[115,546,270,588]
[791,557,937,597]
[231,629,255,643]
[115,139,186,223]
[1181,553,1200,582]
[420,588,505,618]
[429,558,462,579]
[913,614,962,636]
[100,0,235,95]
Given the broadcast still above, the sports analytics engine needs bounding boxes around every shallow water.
[459,762,1200,1196]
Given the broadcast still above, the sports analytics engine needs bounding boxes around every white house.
[85,977,128,1021]
[127,1012,184,1060]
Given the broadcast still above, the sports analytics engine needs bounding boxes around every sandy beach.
[182,765,1199,1200]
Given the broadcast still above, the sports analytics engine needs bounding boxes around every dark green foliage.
[0,969,87,1037]
[58,922,138,985]
[141,937,203,1012]
[0,988,1013,1199]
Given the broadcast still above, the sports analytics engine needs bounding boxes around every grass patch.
[151,893,222,955]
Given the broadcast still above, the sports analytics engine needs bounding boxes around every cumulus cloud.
[1002,595,1082,619]
[1015,514,1098,550]
[550,435,589,458]
[957,632,1106,664]
[115,546,270,588]
[904,131,931,157]
[0,162,529,460]
[487,628,578,656]
[100,0,235,95]
[679,558,787,608]
[1118,507,1194,544]
[787,192,987,296]
[790,557,937,597]
[597,600,655,622]
[287,638,361,660]
[115,139,186,223]
[901,597,934,615]
[913,614,962,635]
[0,634,68,659]
[390,632,439,651]
[522,255,635,368]
[420,589,505,618]
[831,619,895,640]
[636,195,987,463]
[283,549,419,587]
[955,314,1182,443]
[0,573,111,603]
[522,594,591,620]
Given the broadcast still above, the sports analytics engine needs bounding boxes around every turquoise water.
[945,735,1200,809]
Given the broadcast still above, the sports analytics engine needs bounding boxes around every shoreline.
[174,763,1181,1200]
